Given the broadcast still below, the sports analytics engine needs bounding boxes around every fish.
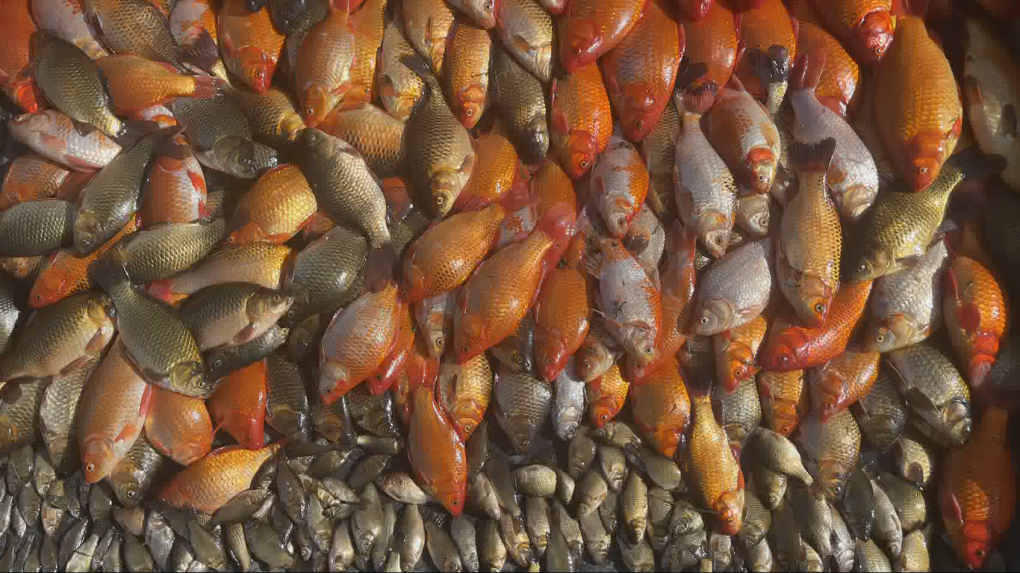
[557,0,647,73]
[159,442,282,512]
[524,496,551,557]
[376,18,425,120]
[797,408,860,501]
[168,0,226,78]
[403,0,456,75]
[941,406,1016,569]
[687,386,744,535]
[225,165,317,245]
[337,0,384,106]
[0,153,91,212]
[447,0,496,28]
[814,0,894,66]
[581,363,627,429]
[208,359,268,450]
[476,517,507,571]
[491,45,549,164]
[494,0,554,84]
[897,529,930,572]
[0,0,43,112]
[85,0,190,69]
[878,471,926,532]
[152,243,292,305]
[295,2,356,127]
[534,239,593,382]
[97,55,223,118]
[170,93,256,179]
[716,376,762,448]
[177,282,292,352]
[793,19,861,116]
[876,17,963,191]
[811,350,881,420]
[37,361,93,475]
[107,435,166,509]
[286,230,365,328]
[244,518,295,569]
[112,219,226,287]
[6,110,121,171]
[713,313,767,393]
[444,19,492,130]
[437,354,492,442]
[225,86,305,149]
[628,356,689,458]
[886,342,972,446]
[216,0,285,92]
[414,292,455,361]
[691,238,773,336]
[494,366,554,451]
[638,101,680,222]
[870,477,903,559]
[426,519,465,571]
[408,380,467,516]
[597,446,627,492]
[853,366,908,452]
[0,201,73,259]
[733,0,794,107]
[705,76,781,195]
[551,360,586,441]
[140,137,208,227]
[943,255,1008,391]
[591,128,649,238]
[31,0,109,60]
[893,431,936,490]
[144,383,213,466]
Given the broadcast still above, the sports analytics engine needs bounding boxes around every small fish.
[893,431,936,489]
[86,0,190,70]
[494,0,554,83]
[31,0,108,60]
[444,18,492,130]
[682,0,737,108]
[494,366,553,452]
[437,354,493,442]
[886,342,972,447]
[591,128,649,238]
[714,314,767,393]
[943,255,1008,392]
[811,350,880,420]
[225,86,306,148]
[217,0,285,92]
[688,387,744,535]
[425,518,464,572]
[491,44,549,164]
[586,364,630,429]
[170,93,256,179]
[854,367,908,452]
[586,237,661,364]
[549,62,611,179]
[797,409,860,501]
[376,18,425,121]
[705,76,781,194]
[178,282,293,352]
[97,55,223,117]
[524,496,551,557]
[409,382,468,516]
[144,385,213,465]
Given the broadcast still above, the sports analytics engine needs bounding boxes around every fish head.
[81,438,117,483]
[400,263,428,305]
[839,183,877,222]
[561,131,597,179]
[109,462,145,507]
[213,136,257,179]
[848,248,891,282]
[559,19,601,73]
[863,317,913,353]
[692,298,735,336]
[746,148,777,194]
[905,133,945,191]
[576,342,612,382]
[0,412,22,452]
[795,281,832,327]
[454,313,488,364]
[279,110,306,144]
[953,520,993,570]
[319,361,351,405]
[696,212,731,258]
[448,401,481,442]
[73,211,104,255]
[942,399,973,446]
[855,10,895,65]
[435,475,467,517]
[817,372,848,421]
[466,0,497,29]
[426,173,458,219]
[589,397,617,429]
[714,490,744,536]
[87,293,116,326]
[453,86,486,130]
[603,198,634,239]
[537,337,570,382]
[172,361,215,398]
[29,261,69,308]
[300,84,333,128]
[721,345,756,392]
[236,46,274,93]
[249,290,296,327]
[768,401,799,437]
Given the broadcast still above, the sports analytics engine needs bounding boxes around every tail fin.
[399,54,439,91]
[748,45,792,86]
[89,248,131,293]
[535,202,576,245]
[946,146,1007,179]
[365,243,398,293]
[789,138,837,172]
[789,50,825,92]
[181,30,223,77]
[674,59,717,115]
[189,75,224,100]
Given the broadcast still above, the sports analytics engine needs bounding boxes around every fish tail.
[535,202,576,245]
[181,30,222,74]
[89,247,130,293]
[789,50,825,92]
[189,74,225,100]
[674,58,714,114]
[114,119,165,148]
[789,138,837,172]
[365,243,398,293]
[945,147,1007,179]
[749,44,792,87]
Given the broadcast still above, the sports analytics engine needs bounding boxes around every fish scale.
[494,0,555,84]
[319,103,407,177]
[688,393,743,535]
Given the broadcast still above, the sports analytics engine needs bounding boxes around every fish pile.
[1,0,1020,571]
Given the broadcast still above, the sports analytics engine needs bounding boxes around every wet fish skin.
[886,342,972,447]
[691,238,773,336]
[524,496,550,558]
[6,110,122,171]
[494,367,553,453]
[0,199,76,258]
[491,45,549,164]
[425,518,464,572]
[477,517,507,572]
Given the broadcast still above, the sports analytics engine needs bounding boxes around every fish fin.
[399,54,439,92]
[583,249,605,278]
[153,137,191,160]
[789,50,824,92]
[499,180,536,213]
[905,462,925,487]
[1001,103,1018,137]
[365,244,398,293]
[675,57,709,92]
[88,248,131,292]
[945,146,1007,178]
[941,484,964,524]
[535,202,576,245]
[789,138,837,172]
[957,300,982,334]
[146,280,175,303]
[189,74,224,100]
[70,119,97,138]
[903,387,940,416]
[115,120,167,149]
[182,29,222,74]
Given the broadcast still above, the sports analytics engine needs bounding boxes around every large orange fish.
[558,0,649,73]
[531,161,579,221]
[943,256,1008,392]
[941,407,1016,570]
[453,205,576,362]
[444,17,492,130]
[437,354,493,441]
[534,235,594,382]
[704,76,781,194]
[145,385,213,466]
[296,1,356,127]
[0,154,92,211]
[0,0,44,112]
[600,0,683,142]
[408,381,467,516]
[141,135,208,226]
[812,0,894,65]
[591,129,650,238]
[760,280,873,371]
[217,0,285,93]
[792,22,860,117]
[875,17,963,192]
[757,369,808,436]
[396,333,441,425]
[586,363,631,428]
[687,384,744,535]
[319,283,404,404]
[77,338,152,483]
[451,129,523,211]
[96,55,223,116]
[677,0,714,20]
[208,359,268,450]
[681,0,737,108]
[403,0,456,75]
[367,304,415,395]
[810,350,880,420]
[629,356,691,457]
[158,441,283,512]
[226,165,318,245]
[347,0,387,105]
[549,62,612,179]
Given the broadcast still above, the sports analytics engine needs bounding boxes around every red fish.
[408,381,467,516]
[208,359,268,450]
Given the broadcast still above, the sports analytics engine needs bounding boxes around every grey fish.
[42,482,67,539]
[328,520,355,573]
[466,420,489,480]
[597,446,627,492]
[746,537,773,572]
[716,377,762,449]
[490,44,548,164]
[691,238,773,335]
[395,505,425,572]
[116,219,227,284]
[210,489,274,528]
[276,455,307,524]
[575,471,608,516]
[348,454,392,493]
[632,447,682,491]
[346,384,401,438]
[145,511,175,571]
[106,433,166,508]
[425,519,463,572]
[451,515,480,573]
[65,532,98,573]
[769,497,801,569]
[377,471,429,505]
[618,531,655,572]
[113,506,146,538]
[266,352,311,441]
[224,523,250,572]
[871,478,903,560]
[877,471,926,532]
[853,367,908,452]
[896,529,930,572]
[886,343,972,447]
[710,531,734,572]
[551,360,586,441]
[662,528,708,572]
[477,518,507,573]
[892,431,936,489]
[351,483,384,555]
[747,428,813,485]
[284,223,367,326]
[621,471,648,545]
[598,489,618,537]
[545,527,575,572]
[485,453,521,518]
[829,503,856,573]
[0,200,75,257]
[737,488,771,550]
[841,465,876,541]
[578,509,610,564]
[188,518,227,570]
[124,530,155,572]
[567,430,598,480]
[856,538,892,572]
[467,472,502,521]
[372,501,397,570]
[798,539,825,572]
[493,366,551,453]
[244,519,295,569]
[514,465,557,498]
[646,487,674,552]
[523,496,550,558]
[205,324,288,380]
[790,482,833,559]
[170,94,256,179]
[490,314,536,374]
[497,512,531,568]
[0,276,18,354]
[554,468,575,506]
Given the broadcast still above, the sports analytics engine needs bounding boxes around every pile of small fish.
[1,0,1020,570]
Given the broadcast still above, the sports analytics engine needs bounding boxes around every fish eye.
[484,1,493,9]
[634,119,643,130]
[779,355,790,366]
[600,413,609,422]
[464,423,473,433]
[79,237,92,249]
[462,344,470,354]
[875,334,885,343]
[451,499,458,506]
[85,462,95,473]
[514,354,523,365]
[127,489,137,500]
[814,303,825,314]
[436,196,446,206]
[645,347,654,354]
[465,108,474,117]
[857,263,867,273]
[976,549,985,558]
[758,174,766,182]
[919,166,928,174]
[434,336,444,347]
[700,317,709,325]
[305,106,314,117]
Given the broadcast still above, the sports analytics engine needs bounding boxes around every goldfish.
[31,0,108,60]
[629,356,690,458]
[681,0,737,107]
[704,77,781,195]
[158,442,283,512]
[734,0,796,109]
[534,236,594,382]
[688,386,744,535]
[757,369,809,436]
[368,304,415,395]
[347,0,387,105]
[494,0,554,84]
[549,62,612,179]
[557,0,648,73]
[169,0,227,78]
[451,129,522,211]
[141,135,208,226]
[0,0,45,112]
[217,0,285,93]
[7,110,122,171]
[96,55,223,116]
[0,154,91,211]
[444,18,492,130]
[677,0,713,20]
[797,408,860,501]
[943,255,1008,391]
[296,2,356,127]
[886,342,972,447]
[144,385,214,465]
[376,18,425,120]
[586,363,630,428]
[814,0,894,65]
[448,0,498,28]
[414,291,455,359]
[792,19,861,116]
[226,165,318,245]
[591,127,650,238]
[403,0,456,75]
[714,314,767,393]
[408,382,467,516]
[531,160,578,221]
[318,103,406,178]
[437,354,493,441]
[810,350,880,420]
[208,359,269,450]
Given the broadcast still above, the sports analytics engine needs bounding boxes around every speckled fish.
[761,280,872,372]
[284,223,367,324]
[295,2,355,127]
[590,127,648,238]
[76,338,151,483]
[886,342,972,447]
[408,381,467,516]
[403,0,455,75]
[85,0,190,69]
[216,0,284,92]
[437,354,492,442]
[704,75,780,195]
[943,255,1008,391]
[897,529,930,572]
[376,18,424,120]
[0,199,70,256]
[171,93,257,179]
[0,291,114,383]
[31,0,109,60]
[853,366,906,452]
[875,17,963,192]
[797,408,860,501]
[629,356,690,457]
[870,477,902,559]
[169,0,226,78]
[494,366,554,451]
[687,385,744,535]
[815,0,893,65]
[758,369,809,437]
[444,18,492,130]
[158,442,282,512]
[557,0,647,73]
[864,230,951,353]
[144,385,213,465]
[714,313,767,393]
[691,238,772,336]
[454,128,522,210]
[892,431,935,489]
[718,377,763,450]
[494,0,554,84]
[0,378,45,455]
[492,45,549,164]
[38,361,94,474]
[6,110,122,171]
[225,165,317,244]
[674,89,737,258]
[600,0,681,142]
[681,0,737,107]
[226,86,305,148]
[811,350,880,420]
[549,62,611,179]
[963,19,1020,189]
[208,359,267,450]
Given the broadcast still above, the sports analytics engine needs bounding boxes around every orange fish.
[534,235,594,382]
[347,0,387,105]
[549,61,612,179]
[444,17,493,130]
[760,280,873,372]
[437,354,493,442]
[586,363,631,428]
[875,17,963,191]
[0,256,44,280]
[558,0,649,73]
[208,359,268,450]
[590,129,650,238]
[408,381,467,516]
[629,356,691,457]
[792,20,861,116]
[600,0,683,142]
[941,407,1016,570]
[141,135,208,226]
[0,0,44,112]
[713,313,767,393]
[396,333,441,426]
[810,350,880,420]
[531,160,579,221]
[296,2,356,127]
[169,0,227,79]
[217,0,285,93]
[96,55,223,116]
[733,0,796,102]
[29,215,139,308]
[704,76,781,194]
[757,369,809,436]
[813,0,894,65]
[688,386,744,535]
[681,0,737,108]
[158,441,283,512]
[0,154,92,211]
[145,385,213,466]
[318,103,407,178]
[226,165,317,245]
[367,304,415,395]
[678,0,714,20]
[944,256,1008,392]
[319,283,404,404]
[451,129,523,211]
[403,0,456,75]
[453,205,576,362]
[77,338,153,483]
